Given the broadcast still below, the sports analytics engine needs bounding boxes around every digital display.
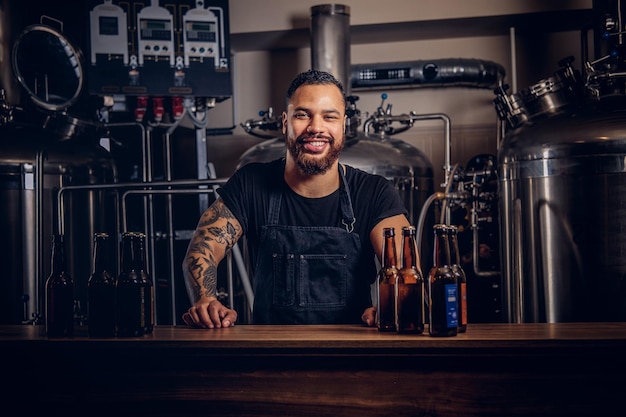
[186,21,216,42]
[357,68,411,81]
[99,16,119,36]
[140,19,172,40]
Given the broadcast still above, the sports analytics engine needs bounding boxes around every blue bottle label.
[445,283,458,328]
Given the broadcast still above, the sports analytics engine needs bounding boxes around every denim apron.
[252,166,364,324]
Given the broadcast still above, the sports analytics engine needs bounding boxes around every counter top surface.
[2,322,626,350]
[3,323,625,417]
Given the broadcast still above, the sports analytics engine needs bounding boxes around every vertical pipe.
[509,27,517,93]
[310,4,351,95]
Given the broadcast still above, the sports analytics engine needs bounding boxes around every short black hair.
[285,69,346,108]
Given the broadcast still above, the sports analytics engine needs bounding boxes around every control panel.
[87,0,231,99]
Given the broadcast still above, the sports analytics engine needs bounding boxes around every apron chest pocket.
[272,253,348,309]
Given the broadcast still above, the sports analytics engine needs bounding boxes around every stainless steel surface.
[0,125,116,324]
[494,0,626,323]
[498,97,626,323]
[311,4,351,94]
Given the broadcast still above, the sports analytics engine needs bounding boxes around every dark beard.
[287,134,344,175]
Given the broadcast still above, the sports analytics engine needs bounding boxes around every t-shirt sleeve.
[215,164,254,233]
[347,166,409,234]
[369,176,409,227]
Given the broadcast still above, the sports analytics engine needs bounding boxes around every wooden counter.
[2,323,625,416]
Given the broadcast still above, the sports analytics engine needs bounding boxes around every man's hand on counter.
[362,306,376,327]
[183,299,238,329]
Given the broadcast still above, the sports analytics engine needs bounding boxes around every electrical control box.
[87,0,231,99]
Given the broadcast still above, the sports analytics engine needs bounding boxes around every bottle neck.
[382,234,397,268]
[120,234,136,273]
[51,235,67,275]
[93,236,109,273]
[433,230,451,268]
[401,232,417,269]
[133,234,147,272]
[449,232,461,266]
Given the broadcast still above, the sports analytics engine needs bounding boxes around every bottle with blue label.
[428,224,458,337]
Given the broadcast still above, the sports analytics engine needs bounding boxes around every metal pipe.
[35,150,45,322]
[163,131,177,323]
[416,191,446,262]
[311,4,351,95]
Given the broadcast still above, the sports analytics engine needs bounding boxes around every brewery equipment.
[0,20,116,324]
[493,0,626,322]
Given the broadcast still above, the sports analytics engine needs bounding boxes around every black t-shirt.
[218,158,408,288]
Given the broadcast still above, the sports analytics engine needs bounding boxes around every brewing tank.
[496,62,626,323]
[495,0,626,323]
[0,20,117,324]
[0,122,117,324]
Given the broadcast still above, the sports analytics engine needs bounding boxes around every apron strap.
[339,165,356,233]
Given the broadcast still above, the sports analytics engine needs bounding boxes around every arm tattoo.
[184,199,242,303]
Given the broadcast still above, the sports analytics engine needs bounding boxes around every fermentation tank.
[494,0,626,322]
[0,22,116,324]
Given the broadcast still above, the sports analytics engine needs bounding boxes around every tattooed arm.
[182,197,243,328]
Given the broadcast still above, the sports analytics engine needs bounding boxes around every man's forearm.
[183,250,219,303]
[183,198,242,304]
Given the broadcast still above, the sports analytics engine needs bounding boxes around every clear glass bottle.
[377,227,399,332]
[396,226,424,334]
[448,225,467,333]
[45,234,74,338]
[88,232,116,338]
[428,224,458,337]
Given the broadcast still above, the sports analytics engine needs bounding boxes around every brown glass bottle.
[396,226,424,334]
[134,232,154,334]
[88,232,116,338]
[448,225,467,333]
[116,232,144,337]
[45,234,74,338]
[377,227,399,332]
[428,224,458,337]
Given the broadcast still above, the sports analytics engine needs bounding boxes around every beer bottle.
[134,232,154,334]
[88,232,116,338]
[45,234,74,338]
[448,225,467,333]
[377,227,399,332]
[396,226,424,334]
[428,224,458,337]
[116,232,144,337]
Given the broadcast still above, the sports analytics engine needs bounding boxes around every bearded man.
[182,69,412,327]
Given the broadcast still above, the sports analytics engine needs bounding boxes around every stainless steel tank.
[494,0,626,322]
[498,95,626,323]
[0,22,117,324]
